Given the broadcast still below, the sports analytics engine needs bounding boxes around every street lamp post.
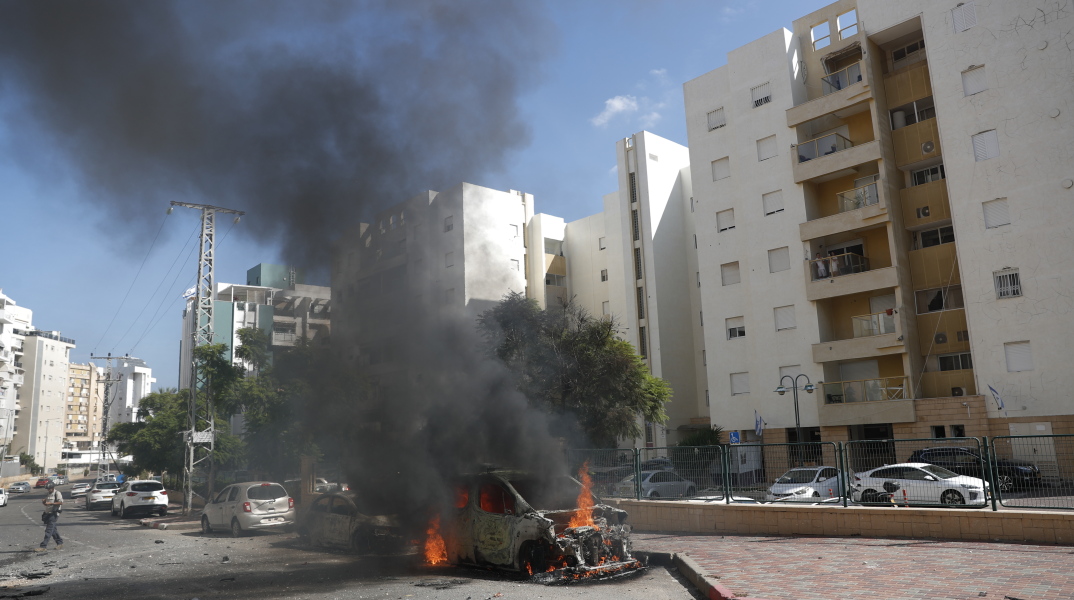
[775,374,816,467]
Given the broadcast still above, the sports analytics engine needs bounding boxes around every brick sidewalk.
[633,532,1074,600]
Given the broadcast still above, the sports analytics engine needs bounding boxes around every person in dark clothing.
[35,481,63,551]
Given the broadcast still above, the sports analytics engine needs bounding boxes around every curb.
[138,518,202,531]
[671,553,777,600]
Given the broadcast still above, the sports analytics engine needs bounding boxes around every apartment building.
[9,329,75,470]
[65,362,106,451]
[683,0,1074,463]
[107,356,156,426]
[0,290,32,455]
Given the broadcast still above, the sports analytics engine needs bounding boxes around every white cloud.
[639,112,662,129]
[608,164,619,177]
[590,95,639,127]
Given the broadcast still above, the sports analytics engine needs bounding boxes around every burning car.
[425,466,642,580]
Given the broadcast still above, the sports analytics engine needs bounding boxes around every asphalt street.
[0,485,701,600]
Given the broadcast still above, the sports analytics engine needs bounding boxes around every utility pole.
[169,201,244,515]
[89,353,126,478]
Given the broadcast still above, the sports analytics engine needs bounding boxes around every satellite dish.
[921,141,936,153]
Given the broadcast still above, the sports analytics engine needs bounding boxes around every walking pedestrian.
[34,481,63,551]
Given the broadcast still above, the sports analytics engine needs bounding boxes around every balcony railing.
[851,311,896,338]
[837,182,879,213]
[810,251,870,281]
[821,62,863,95]
[823,376,908,404]
[797,133,853,163]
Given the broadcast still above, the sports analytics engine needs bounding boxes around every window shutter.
[717,209,735,231]
[1004,341,1034,372]
[774,305,796,330]
[712,157,730,181]
[972,130,999,161]
[953,2,977,33]
[762,190,784,215]
[751,82,771,107]
[768,247,791,273]
[982,198,1010,228]
[961,66,987,96]
[756,135,777,161]
[726,316,744,328]
[731,372,750,395]
[707,107,726,130]
[721,262,740,285]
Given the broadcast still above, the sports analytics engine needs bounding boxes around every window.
[751,82,772,107]
[545,273,566,286]
[600,269,608,282]
[932,425,947,438]
[983,198,1010,228]
[629,172,638,204]
[632,210,641,240]
[762,190,784,215]
[837,9,858,38]
[707,107,726,131]
[1004,341,1034,372]
[779,365,801,380]
[939,352,973,371]
[768,247,790,273]
[917,225,955,249]
[602,301,610,315]
[510,259,519,271]
[952,2,977,33]
[756,135,777,161]
[811,22,830,50]
[599,237,607,250]
[994,269,1022,298]
[972,130,999,161]
[915,286,965,313]
[443,215,453,232]
[774,305,796,330]
[716,208,735,231]
[634,248,643,280]
[951,425,966,437]
[911,164,945,186]
[445,252,454,268]
[731,372,750,395]
[721,262,740,286]
[648,153,659,162]
[962,65,988,96]
[711,157,730,181]
[636,287,645,320]
[638,326,648,358]
[892,39,925,65]
[726,316,745,340]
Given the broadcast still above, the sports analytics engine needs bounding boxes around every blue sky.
[0,0,828,391]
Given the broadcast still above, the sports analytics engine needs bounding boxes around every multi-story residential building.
[65,362,106,451]
[0,290,32,456]
[9,329,75,470]
[683,0,1073,469]
[106,356,155,426]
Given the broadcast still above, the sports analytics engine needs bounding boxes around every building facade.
[65,362,106,452]
[682,0,1074,467]
[9,330,75,470]
[0,290,32,457]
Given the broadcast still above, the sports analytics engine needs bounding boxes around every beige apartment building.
[65,363,105,452]
[684,0,1073,467]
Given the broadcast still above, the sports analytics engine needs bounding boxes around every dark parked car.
[907,447,1041,493]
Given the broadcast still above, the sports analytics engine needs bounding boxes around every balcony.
[920,369,976,399]
[824,376,909,403]
[892,117,941,167]
[900,179,951,229]
[809,251,870,281]
[806,263,898,302]
[793,139,881,184]
[797,133,853,163]
[272,331,297,346]
[822,63,863,96]
[909,243,960,290]
[812,311,902,363]
[817,376,916,426]
[853,310,896,338]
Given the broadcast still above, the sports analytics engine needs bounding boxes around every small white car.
[111,480,169,518]
[201,482,294,537]
[766,466,845,502]
[86,481,122,509]
[70,483,91,498]
[851,462,988,505]
[617,470,697,499]
[0,487,8,507]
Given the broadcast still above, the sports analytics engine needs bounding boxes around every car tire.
[350,529,369,554]
[941,490,964,505]
[812,491,821,498]
[685,487,696,497]
[518,541,548,577]
[201,516,213,535]
[860,489,879,503]
[996,474,1014,493]
[111,503,118,516]
[120,503,129,519]
[159,508,168,517]
[649,491,660,499]
[230,519,243,538]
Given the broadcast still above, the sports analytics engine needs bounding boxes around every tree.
[671,426,725,485]
[477,292,670,448]
[107,390,189,475]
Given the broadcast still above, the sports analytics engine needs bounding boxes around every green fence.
[991,435,1074,509]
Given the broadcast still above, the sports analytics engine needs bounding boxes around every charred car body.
[438,470,641,579]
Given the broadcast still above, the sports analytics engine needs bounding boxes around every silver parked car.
[85,481,122,510]
[617,470,697,499]
[201,482,295,537]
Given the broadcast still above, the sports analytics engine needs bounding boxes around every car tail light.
[90,489,99,493]
[242,501,251,513]
[126,492,137,497]
[288,497,294,509]
[341,484,350,491]
[853,474,862,481]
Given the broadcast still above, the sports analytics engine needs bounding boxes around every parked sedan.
[617,470,697,499]
[907,447,1041,493]
[766,466,845,502]
[201,481,294,537]
[70,483,91,498]
[110,480,168,517]
[8,481,31,494]
[86,481,122,509]
[851,462,988,505]
[297,491,403,552]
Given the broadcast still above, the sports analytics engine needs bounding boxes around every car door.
[898,466,935,502]
[208,487,232,529]
[816,467,839,496]
[472,480,517,566]
[305,496,332,545]
[448,481,475,565]
[322,497,355,547]
[222,486,241,525]
[112,483,129,510]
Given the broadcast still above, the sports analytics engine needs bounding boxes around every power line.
[91,212,170,354]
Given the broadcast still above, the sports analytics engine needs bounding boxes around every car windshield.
[920,465,960,479]
[775,469,820,484]
[507,476,590,511]
[246,484,287,500]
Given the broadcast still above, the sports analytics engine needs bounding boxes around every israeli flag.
[754,409,764,437]
[988,385,1005,411]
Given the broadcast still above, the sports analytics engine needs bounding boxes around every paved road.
[1,486,699,600]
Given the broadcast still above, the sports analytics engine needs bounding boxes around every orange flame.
[424,514,447,565]
[567,461,595,529]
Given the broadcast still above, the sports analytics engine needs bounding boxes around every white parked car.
[201,482,295,537]
[851,462,988,506]
[766,466,846,502]
[617,470,697,499]
[70,483,91,498]
[85,481,122,510]
[0,487,8,507]
[111,480,169,518]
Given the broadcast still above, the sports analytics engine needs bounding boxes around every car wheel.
[518,541,548,577]
[349,529,369,554]
[685,487,696,497]
[941,490,964,505]
[812,491,821,498]
[860,489,879,503]
[649,491,660,499]
[110,503,118,516]
[120,503,129,519]
[230,519,243,538]
[996,474,1014,493]
[201,516,213,535]
[158,507,168,517]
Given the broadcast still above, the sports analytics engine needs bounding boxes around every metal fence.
[569,435,1074,511]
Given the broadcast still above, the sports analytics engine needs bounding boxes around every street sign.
[728,431,741,444]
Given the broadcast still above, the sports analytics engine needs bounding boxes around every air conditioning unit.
[951,387,966,397]
[934,332,948,344]
[916,206,931,218]
[921,140,936,153]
